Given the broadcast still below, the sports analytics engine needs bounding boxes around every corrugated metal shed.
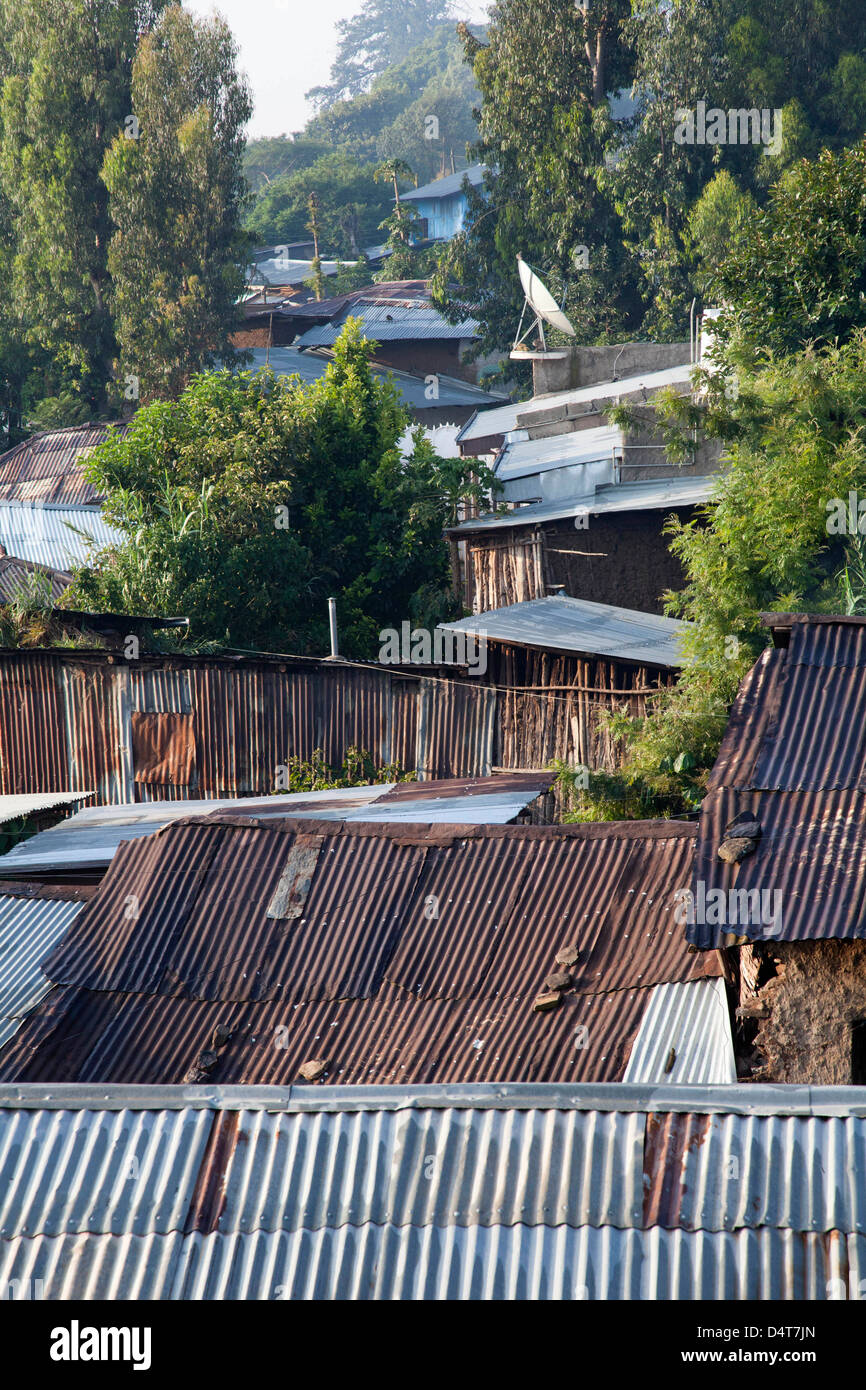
[496,425,623,481]
[440,595,690,668]
[294,303,478,348]
[0,648,502,805]
[0,504,123,570]
[0,817,725,1087]
[0,893,84,1049]
[0,774,552,877]
[1,1081,864,1300]
[450,476,718,534]
[246,258,343,288]
[0,422,128,506]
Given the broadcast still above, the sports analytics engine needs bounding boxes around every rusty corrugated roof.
[693,616,866,946]
[0,554,71,603]
[0,817,723,1086]
[0,422,128,505]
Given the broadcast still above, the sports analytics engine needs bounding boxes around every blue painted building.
[402,164,488,243]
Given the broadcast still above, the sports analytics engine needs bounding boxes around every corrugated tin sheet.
[0,791,90,824]
[0,504,123,570]
[1,1083,865,1299]
[295,302,478,347]
[496,425,623,481]
[457,364,696,448]
[247,347,501,410]
[0,818,725,1087]
[0,422,128,505]
[0,774,551,877]
[623,979,736,1084]
[441,595,690,668]
[402,165,487,202]
[451,475,718,534]
[689,787,866,947]
[0,649,502,806]
[0,894,83,1049]
[0,555,71,603]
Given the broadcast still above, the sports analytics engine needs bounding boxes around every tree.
[67,322,494,656]
[307,0,458,109]
[711,141,866,359]
[0,0,169,416]
[246,152,391,259]
[101,4,252,402]
[433,0,639,357]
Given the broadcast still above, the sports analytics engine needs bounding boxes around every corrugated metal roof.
[402,165,487,202]
[0,423,128,506]
[623,979,736,1084]
[693,617,866,947]
[0,791,91,825]
[689,787,866,948]
[0,1081,865,1300]
[0,504,124,570]
[440,595,690,668]
[246,258,343,288]
[0,555,71,603]
[457,363,696,447]
[0,894,83,1049]
[246,347,502,410]
[0,774,551,876]
[0,817,724,1087]
[295,303,478,347]
[450,476,718,534]
[496,425,623,481]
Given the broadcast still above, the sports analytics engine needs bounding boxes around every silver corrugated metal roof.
[245,348,503,410]
[295,303,478,347]
[452,475,719,533]
[402,165,487,202]
[246,258,343,288]
[0,504,123,569]
[0,791,92,824]
[496,425,623,481]
[0,895,83,1048]
[623,979,736,1084]
[457,363,696,447]
[0,777,549,876]
[440,595,691,668]
[0,1083,864,1300]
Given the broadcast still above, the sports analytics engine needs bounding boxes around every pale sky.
[184,0,491,139]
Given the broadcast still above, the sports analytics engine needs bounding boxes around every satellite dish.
[511,254,575,359]
[518,256,576,338]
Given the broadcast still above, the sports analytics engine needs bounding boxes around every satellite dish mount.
[511,254,576,361]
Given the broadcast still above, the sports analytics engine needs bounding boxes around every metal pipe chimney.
[328,597,339,658]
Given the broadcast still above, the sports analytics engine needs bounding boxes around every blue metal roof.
[244,347,503,410]
[295,302,478,347]
[402,164,488,203]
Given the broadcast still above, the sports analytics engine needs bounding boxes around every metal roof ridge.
[1,1080,863,1115]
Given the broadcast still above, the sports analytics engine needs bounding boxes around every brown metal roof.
[694,616,866,946]
[0,816,721,1085]
[0,422,128,505]
[0,554,71,603]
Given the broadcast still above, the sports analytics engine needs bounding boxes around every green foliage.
[434,0,640,356]
[306,0,458,108]
[66,322,493,657]
[246,152,390,258]
[711,141,866,358]
[585,332,866,819]
[102,5,252,402]
[0,0,170,415]
[274,746,416,792]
